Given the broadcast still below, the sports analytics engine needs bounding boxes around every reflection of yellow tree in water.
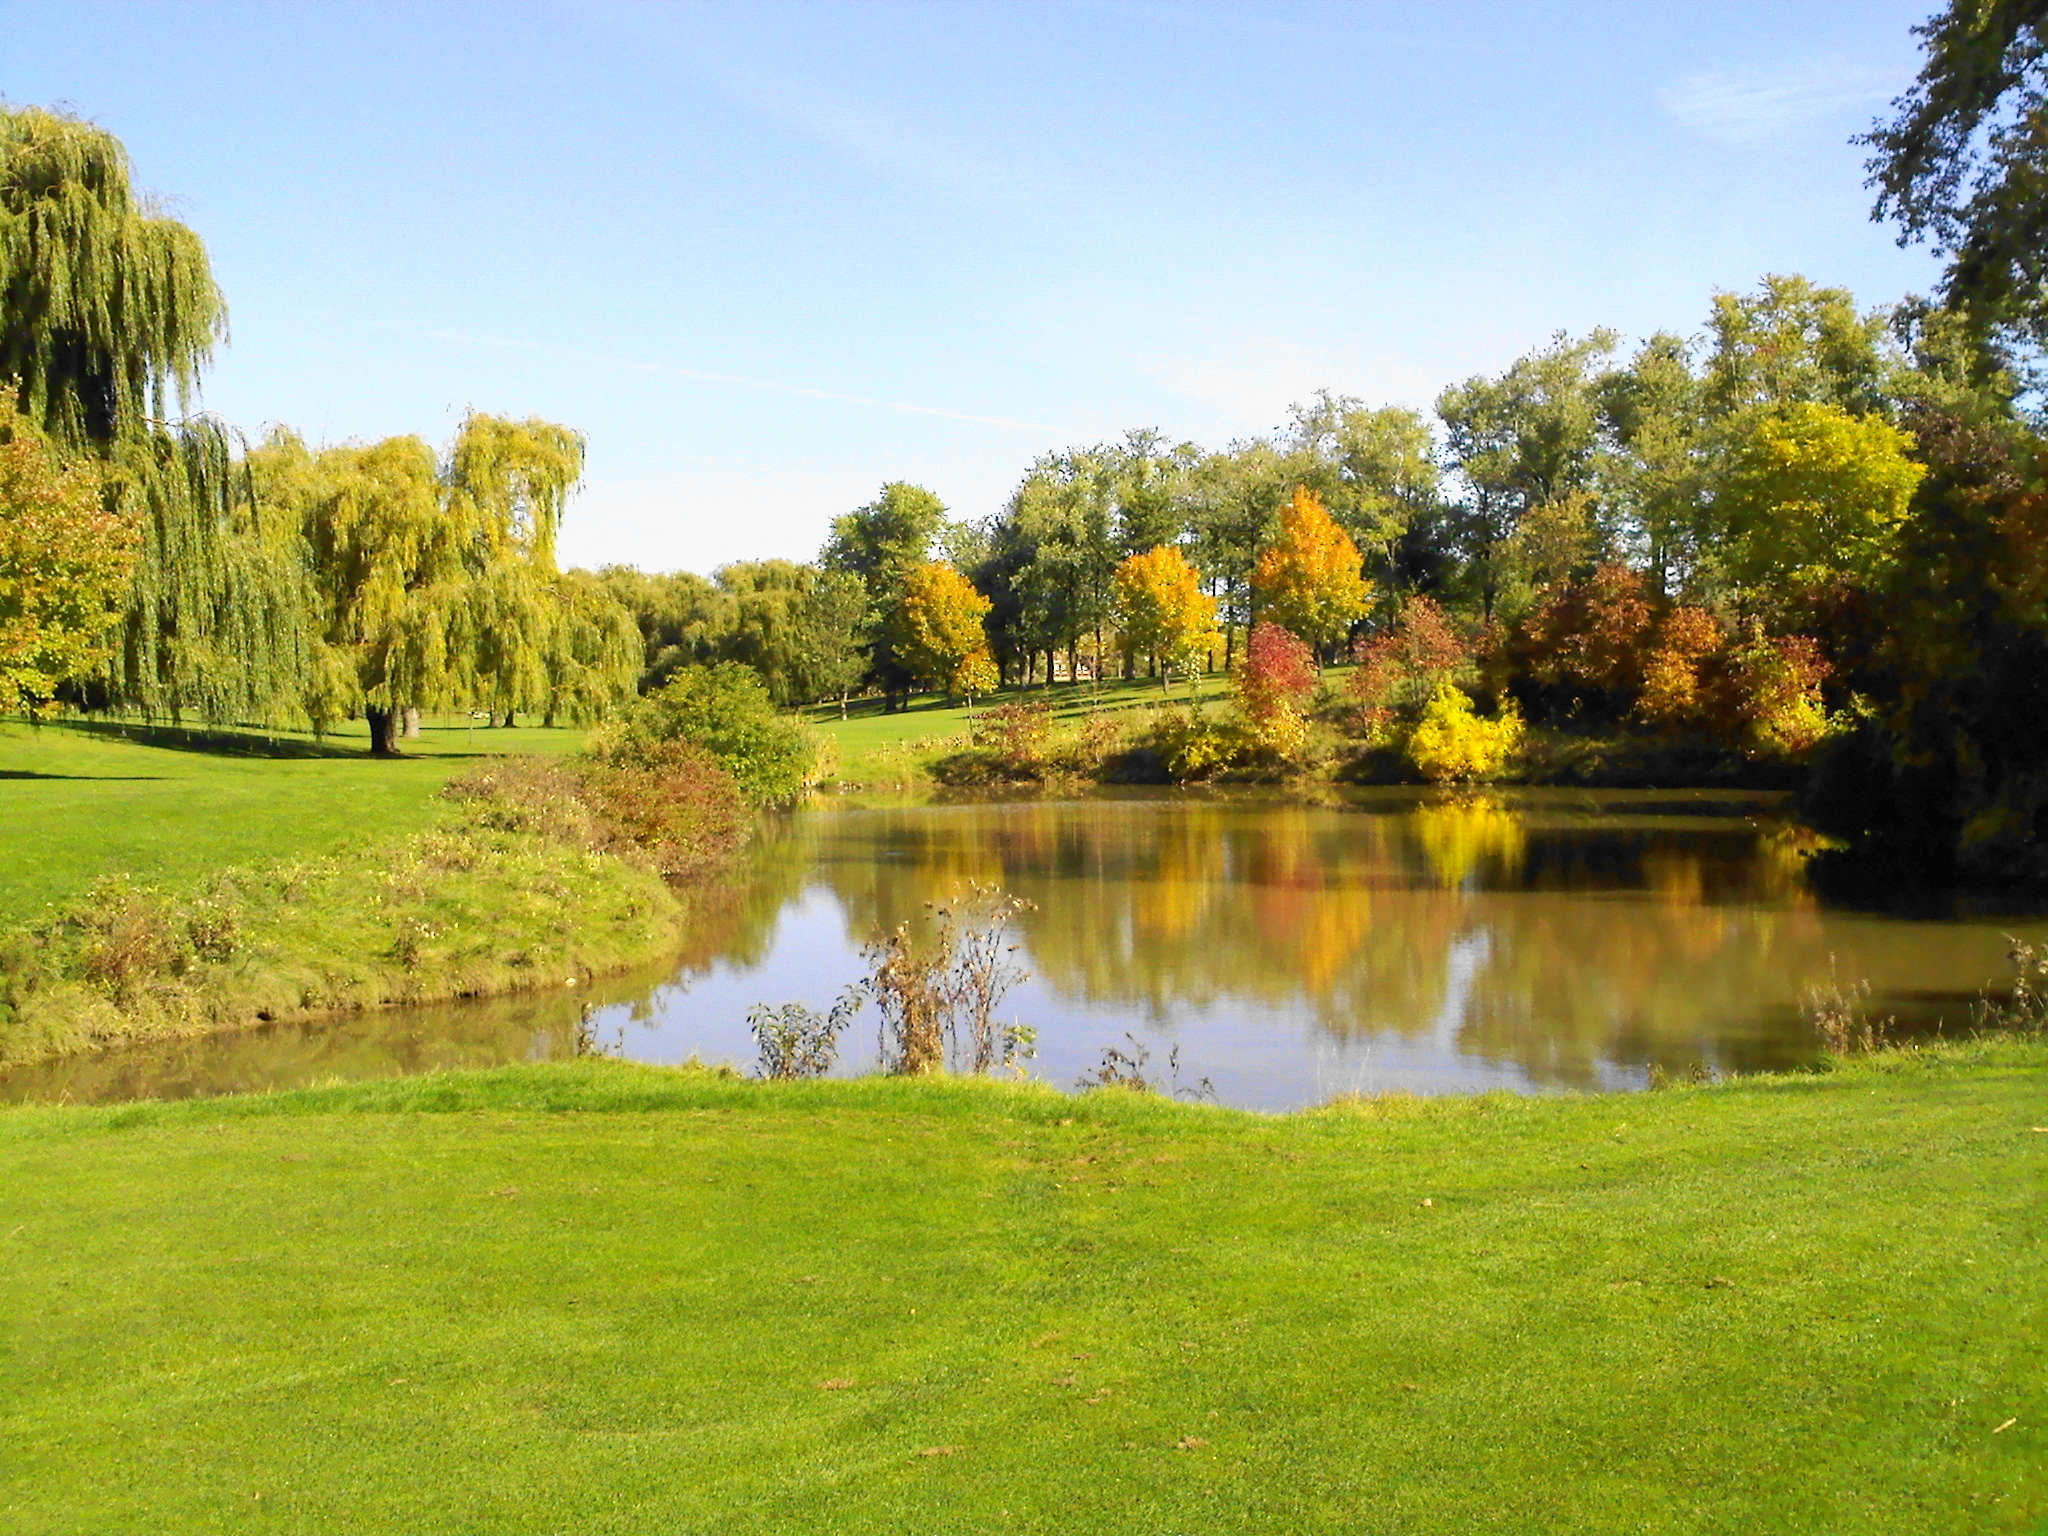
[797,797,1999,1088]
[1411,798,1527,889]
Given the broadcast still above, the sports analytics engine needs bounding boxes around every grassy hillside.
[0,717,583,925]
[2,1041,2041,1534]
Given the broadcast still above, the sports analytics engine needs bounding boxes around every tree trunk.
[502,711,517,728]
[401,706,420,739]
[365,707,402,758]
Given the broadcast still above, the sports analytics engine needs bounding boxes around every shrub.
[1405,682,1524,784]
[1727,630,1832,758]
[599,661,815,804]
[1636,606,1727,729]
[1349,595,1471,712]
[1235,621,1317,757]
[1150,708,1249,780]
[445,747,746,880]
[748,992,862,1079]
[969,699,1055,779]
[859,886,1035,1076]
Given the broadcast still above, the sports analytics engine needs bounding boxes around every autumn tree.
[0,412,134,713]
[1111,545,1220,690]
[1251,487,1371,659]
[895,561,995,700]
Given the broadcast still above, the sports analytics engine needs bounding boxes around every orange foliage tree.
[1252,487,1371,659]
[1112,544,1220,690]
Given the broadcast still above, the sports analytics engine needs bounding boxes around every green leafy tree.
[2,104,308,723]
[1185,441,1291,667]
[822,482,946,709]
[255,413,630,753]
[1437,330,1618,617]
[1281,391,1439,584]
[1715,403,1926,592]
[1703,275,1891,421]
[588,565,726,690]
[603,660,815,805]
[1863,2,2048,345]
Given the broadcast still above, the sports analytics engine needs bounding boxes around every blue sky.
[3,0,1943,572]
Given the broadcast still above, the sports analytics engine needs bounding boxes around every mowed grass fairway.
[2,1045,2042,1534]
[0,719,582,924]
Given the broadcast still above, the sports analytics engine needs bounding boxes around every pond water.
[8,789,2045,1110]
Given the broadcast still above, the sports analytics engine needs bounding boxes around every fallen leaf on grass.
[388,1378,408,1386]
[1399,1383,1419,1392]
[815,1379,855,1391]
[1176,1436,1209,1450]
[1031,1332,1064,1348]
[917,1446,957,1458]
[1993,1418,2017,1434]
[1419,1198,1433,1208]
[1051,1374,1077,1388]
[1071,1351,1097,1361]
[487,1186,520,1199]
[1705,1276,1735,1289]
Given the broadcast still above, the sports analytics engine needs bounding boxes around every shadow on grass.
[0,769,166,781]
[49,720,368,761]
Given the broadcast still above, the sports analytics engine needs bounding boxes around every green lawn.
[0,717,584,925]
[2,1042,2041,1534]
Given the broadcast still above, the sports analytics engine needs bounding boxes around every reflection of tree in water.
[801,796,1904,1088]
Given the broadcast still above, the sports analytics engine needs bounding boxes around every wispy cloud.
[410,324,1061,434]
[1662,59,1898,148]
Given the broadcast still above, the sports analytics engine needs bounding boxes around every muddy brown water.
[8,789,2043,1110]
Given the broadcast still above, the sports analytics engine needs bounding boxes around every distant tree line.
[4,0,2047,875]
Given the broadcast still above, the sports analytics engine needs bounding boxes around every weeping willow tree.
[2,102,309,722]
[256,414,637,755]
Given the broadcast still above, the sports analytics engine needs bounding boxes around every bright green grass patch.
[0,717,584,924]
[3,1041,2041,1534]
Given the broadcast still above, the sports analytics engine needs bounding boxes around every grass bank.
[1,1039,2041,1533]
[0,727,715,1068]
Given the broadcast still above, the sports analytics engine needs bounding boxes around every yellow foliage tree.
[1405,682,1524,784]
[896,561,994,698]
[1252,487,1371,657]
[1112,545,1221,690]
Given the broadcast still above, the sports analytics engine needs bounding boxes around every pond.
[7,789,2044,1110]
